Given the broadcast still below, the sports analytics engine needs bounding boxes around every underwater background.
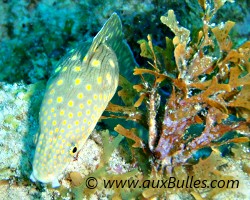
[0,0,249,199]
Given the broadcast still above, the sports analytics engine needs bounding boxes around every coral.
[0,82,36,180]
[0,0,249,199]
[0,82,46,199]
[0,0,157,84]
[1,0,248,85]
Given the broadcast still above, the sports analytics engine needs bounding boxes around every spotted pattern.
[31,13,122,185]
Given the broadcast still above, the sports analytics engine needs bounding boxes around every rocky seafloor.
[0,0,249,199]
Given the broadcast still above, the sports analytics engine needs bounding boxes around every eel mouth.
[30,170,60,188]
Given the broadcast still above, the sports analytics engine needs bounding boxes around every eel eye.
[70,145,78,156]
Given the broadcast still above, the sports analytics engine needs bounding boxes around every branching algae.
[98,0,250,198]
[30,0,249,199]
[110,0,250,165]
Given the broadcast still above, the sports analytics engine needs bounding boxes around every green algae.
[71,131,125,199]
[0,0,249,199]
[3,114,19,131]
